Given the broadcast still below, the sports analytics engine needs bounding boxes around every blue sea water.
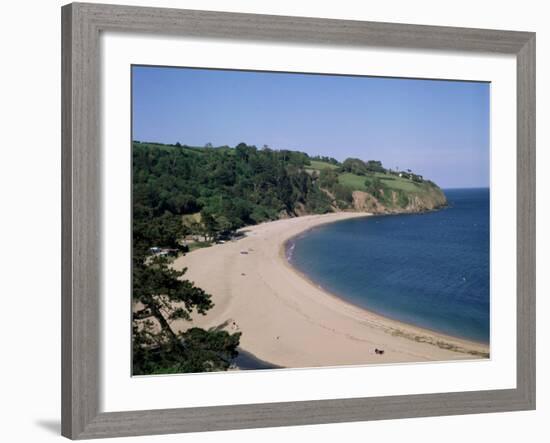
[287,188,490,344]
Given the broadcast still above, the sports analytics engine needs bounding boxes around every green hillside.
[133,141,447,250]
[305,160,339,171]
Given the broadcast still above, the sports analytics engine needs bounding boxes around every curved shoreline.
[281,245,489,356]
[281,228,489,351]
[172,212,489,369]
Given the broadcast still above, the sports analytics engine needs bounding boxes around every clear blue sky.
[132,66,490,189]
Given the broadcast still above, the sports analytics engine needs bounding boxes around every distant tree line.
[133,142,336,244]
[341,158,387,175]
[133,143,429,246]
[309,155,340,165]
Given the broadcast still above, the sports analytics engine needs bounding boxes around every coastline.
[281,247,489,354]
[171,212,489,369]
[281,223,489,351]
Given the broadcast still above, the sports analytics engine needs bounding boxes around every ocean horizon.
[286,188,490,344]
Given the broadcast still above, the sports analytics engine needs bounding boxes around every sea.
[286,188,490,344]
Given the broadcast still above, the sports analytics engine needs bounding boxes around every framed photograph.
[61,2,535,439]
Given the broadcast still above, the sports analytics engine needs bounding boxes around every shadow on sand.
[233,348,283,370]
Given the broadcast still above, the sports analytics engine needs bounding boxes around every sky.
[132,66,490,189]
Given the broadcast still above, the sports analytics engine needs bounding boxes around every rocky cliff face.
[351,186,447,215]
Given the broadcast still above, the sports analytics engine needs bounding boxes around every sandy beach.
[171,212,489,368]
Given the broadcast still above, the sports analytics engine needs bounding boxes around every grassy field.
[303,159,427,194]
[338,172,368,191]
[305,160,339,171]
[338,171,427,193]
[374,173,423,192]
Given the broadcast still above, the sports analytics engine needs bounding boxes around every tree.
[319,168,339,189]
[132,210,186,258]
[341,158,368,175]
[310,155,339,165]
[365,160,386,173]
[333,184,353,205]
[132,253,240,375]
[365,177,386,200]
[200,209,219,241]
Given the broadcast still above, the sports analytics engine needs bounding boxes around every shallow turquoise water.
[286,188,490,344]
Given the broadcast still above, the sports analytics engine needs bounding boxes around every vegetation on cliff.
[133,141,447,243]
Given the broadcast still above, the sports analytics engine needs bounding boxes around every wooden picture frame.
[61,2,535,439]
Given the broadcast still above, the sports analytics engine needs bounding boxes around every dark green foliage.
[133,257,213,321]
[132,247,241,375]
[133,142,254,373]
[341,158,368,175]
[318,169,352,208]
[341,159,386,175]
[133,210,187,258]
[364,176,387,200]
[133,142,331,239]
[319,168,339,189]
[133,325,241,375]
[365,160,386,174]
[363,178,411,208]
[304,186,333,214]
[333,184,354,205]
[395,189,410,208]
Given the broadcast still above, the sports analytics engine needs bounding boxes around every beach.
[171,212,489,368]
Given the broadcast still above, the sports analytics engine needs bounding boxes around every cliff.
[307,160,447,216]
[350,185,447,214]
